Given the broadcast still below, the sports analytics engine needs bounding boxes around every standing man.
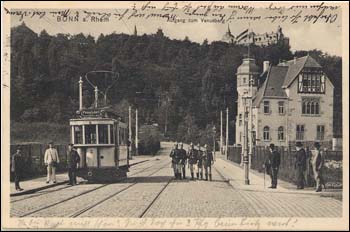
[311,142,325,192]
[179,142,187,179]
[196,143,204,180]
[44,141,60,184]
[187,143,197,180]
[170,143,180,179]
[11,147,24,191]
[264,143,281,189]
[67,144,80,185]
[202,144,215,181]
[295,142,307,189]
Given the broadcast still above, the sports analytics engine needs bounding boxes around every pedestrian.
[196,143,204,180]
[11,146,24,191]
[311,142,325,192]
[295,142,307,189]
[44,141,60,184]
[264,143,281,189]
[170,142,180,179]
[187,143,197,180]
[179,142,187,179]
[67,144,80,185]
[203,144,215,181]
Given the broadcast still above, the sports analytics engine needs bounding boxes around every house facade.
[235,55,334,148]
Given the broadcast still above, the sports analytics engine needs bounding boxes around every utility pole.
[242,94,250,185]
[249,79,254,169]
[94,86,98,108]
[220,111,223,155]
[225,107,229,158]
[129,106,132,159]
[135,109,138,155]
[79,77,83,111]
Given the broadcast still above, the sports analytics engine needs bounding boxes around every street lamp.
[242,92,250,185]
[212,125,216,159]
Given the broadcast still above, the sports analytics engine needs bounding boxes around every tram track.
[11,157,159,204]
[18,159,171,218]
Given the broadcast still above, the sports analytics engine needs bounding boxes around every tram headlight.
[88,171,93,177]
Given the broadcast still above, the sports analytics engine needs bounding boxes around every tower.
[133,25,137,36]
[235,56,259,145]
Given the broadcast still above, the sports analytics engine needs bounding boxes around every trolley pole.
[94,86,98,108]
[129,106,132,159]
[135,109,138,155]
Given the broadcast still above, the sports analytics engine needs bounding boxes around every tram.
[70,73,129,182]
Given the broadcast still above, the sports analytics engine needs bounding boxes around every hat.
[68,143,74,147]
[48,141,54,145]
[296,142,303,147]
[269,143,275,149]
[314,142,321,148]
[16,146,22,150]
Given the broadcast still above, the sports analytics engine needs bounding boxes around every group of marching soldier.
[170,142,215,181]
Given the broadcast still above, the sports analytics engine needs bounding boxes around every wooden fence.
[227,145,343,189]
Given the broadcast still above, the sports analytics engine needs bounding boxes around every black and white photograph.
[1,1,349,230]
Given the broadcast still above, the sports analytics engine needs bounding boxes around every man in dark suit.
[295,142,307,189]
[67,144,80,185]
[264,143,281,189]
[11,147,24,191]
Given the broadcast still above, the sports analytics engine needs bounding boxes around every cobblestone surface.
[10,143,343,218]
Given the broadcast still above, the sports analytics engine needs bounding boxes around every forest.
[10,22,342,145]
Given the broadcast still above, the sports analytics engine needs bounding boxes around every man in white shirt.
[44,142,60,183]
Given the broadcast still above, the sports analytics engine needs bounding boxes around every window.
[110,125,115,144]
[302,99,320,115]
[239,114,242,126]
[85,125,97,144]
[73,126,83,144]
[243,77,246,84]
[263,101,270,114]
[278,126,284,141]
[317,125,325,140]
[298,68,325,93]
[263,126,270,141]
[278,101,285,114]
[296,125,305,141]
[98,124,109,144]
[239,132,242,143]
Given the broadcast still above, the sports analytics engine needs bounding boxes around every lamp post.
[213,125,216,159]
[242,92,250,185]
[248,78,254,169]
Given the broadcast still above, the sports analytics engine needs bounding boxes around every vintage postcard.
[1,1,349,230]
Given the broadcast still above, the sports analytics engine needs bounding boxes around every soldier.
[311,142,325,192]
[11,146,24,191]
[187,143,197,180]
[203,144,215,181]
[264,143,281,188]
[179,142,187,179]
[169,143,179,178]
[295,142,306,189]
[67,144,81,185]
[196,143,204,180]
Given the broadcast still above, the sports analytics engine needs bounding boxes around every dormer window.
[298,68,325,94]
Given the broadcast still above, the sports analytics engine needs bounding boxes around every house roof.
[253,55,322,107]
[253,66,288,106]
[281,55,321,88]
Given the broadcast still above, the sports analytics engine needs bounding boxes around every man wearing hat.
[170,142,180,179]
[179,142,187,179]
[311,142,325,192]
[264,143,281,188]
[196,143,204,180]
[44,141,60,184]
[11,146,24,191]
[295,142,307,189]
[67,144,81,185]
[187,142,197,180]
[202,144,214,181]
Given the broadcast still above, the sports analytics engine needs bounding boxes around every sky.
[9,2,343,56]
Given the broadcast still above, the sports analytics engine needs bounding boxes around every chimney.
[263,61,270,73]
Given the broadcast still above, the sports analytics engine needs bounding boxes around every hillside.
[10,22,342,144]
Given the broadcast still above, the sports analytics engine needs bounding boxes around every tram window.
[110,126,115,144]
[98,125,109,144]
[85,125,97,144]
[74,126,83,144]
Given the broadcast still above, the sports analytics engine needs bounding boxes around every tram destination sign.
[77,109,104,118]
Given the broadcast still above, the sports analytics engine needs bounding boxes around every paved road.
[10,142,342,218]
